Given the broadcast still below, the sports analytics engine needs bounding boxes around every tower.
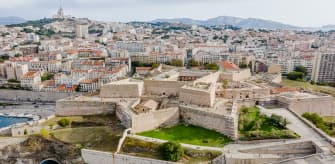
[54,0,64,18]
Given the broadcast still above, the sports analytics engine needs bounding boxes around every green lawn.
[121,137,222,163]
[138,124,232,147]
[52,126,122,152]
[323,116,335,124]
[239,107,300,140]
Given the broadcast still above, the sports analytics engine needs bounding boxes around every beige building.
[267,64,282,74]
[20,71,41,89]
[4,62,29,80]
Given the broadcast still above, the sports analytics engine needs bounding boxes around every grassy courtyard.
[138,124,232,147]
[239,107,300,140]
[52,126,122,152]
[121,137,222,164]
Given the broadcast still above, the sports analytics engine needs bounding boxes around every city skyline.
[0,0,334,27]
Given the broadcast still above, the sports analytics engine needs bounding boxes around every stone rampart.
[144,80,185,96]
[131,107,179,133]
[179,106,238,140]
[100,82,143,98]
[56,99,117,116]
[179,85,215,107]
[81,149,177,164]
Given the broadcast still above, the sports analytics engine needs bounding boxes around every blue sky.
[0,0,333,27]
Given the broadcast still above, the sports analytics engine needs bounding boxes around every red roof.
[219,61,239,70]
[271,87,301,94]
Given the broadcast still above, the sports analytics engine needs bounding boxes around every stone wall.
[276,95,335,116]
[100,82,143,98]
[11,125,42,137]
[81,149,177,164]
[217,88,269,100]
[179,85,215,107]
[195,72,220,83]
[179,106,238,140]
[56,99,117,116]
[0,89,76,102]
[144,80,185,97]
[116,104,133,129]
[131,107,179,133]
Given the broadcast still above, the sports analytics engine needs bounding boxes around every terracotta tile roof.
[219,61,239,70]
[271,87,301,94]
[22,71,38,78]
[9,56,34,62]
[136,67,152,71]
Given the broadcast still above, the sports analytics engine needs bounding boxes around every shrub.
[204,63,219,70]
[268,114,287,129]
[58,118,71,127]
[160,141,184,161]
[287,71,304,81]
[40,128,49,138]
[170,59,183,67]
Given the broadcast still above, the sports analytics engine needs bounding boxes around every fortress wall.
[277,96,335,116]
[81,149,177,164]
[144,80,185,96]
[217,88,269,100]
[195,72,220,83]
[288,98,335,116]
[131,107,179,133]
[100,83,143,98]
[179,87,215,107]
[232,69,251,81]
[180,106,238,140]
[56,100,117,116]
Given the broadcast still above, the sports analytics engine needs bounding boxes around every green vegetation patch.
[52,126,121,152]
[138,124,232,147]
[239,107,300,140]
[281,79,335,98]
[302,113,335,137]
[121,137,222,163]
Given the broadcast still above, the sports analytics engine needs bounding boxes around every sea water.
[0,116,31,128]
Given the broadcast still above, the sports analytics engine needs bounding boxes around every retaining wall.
[56,99,117,116]
[179,106,238,140]
[81,149,177,164]
[131,107,179,133]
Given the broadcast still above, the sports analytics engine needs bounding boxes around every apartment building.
[20,71,41,89]
[312,53,335,83]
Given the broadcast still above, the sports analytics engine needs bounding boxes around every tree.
[294,66,307,76]
[58,118,71,127]
[239,63,248,69]
[204,63,219,70]
[152,63,160,68]
[160,141,184,162]
[222,79,229,89]
[170,59,183,67]
[188,59,200,67]
[268,114,287,129]
[287,71,304,81]
[41,72,54,81]
[24,129,28,135]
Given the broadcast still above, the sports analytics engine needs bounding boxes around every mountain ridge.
[0,16,26,25]
[151,16,333,31]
